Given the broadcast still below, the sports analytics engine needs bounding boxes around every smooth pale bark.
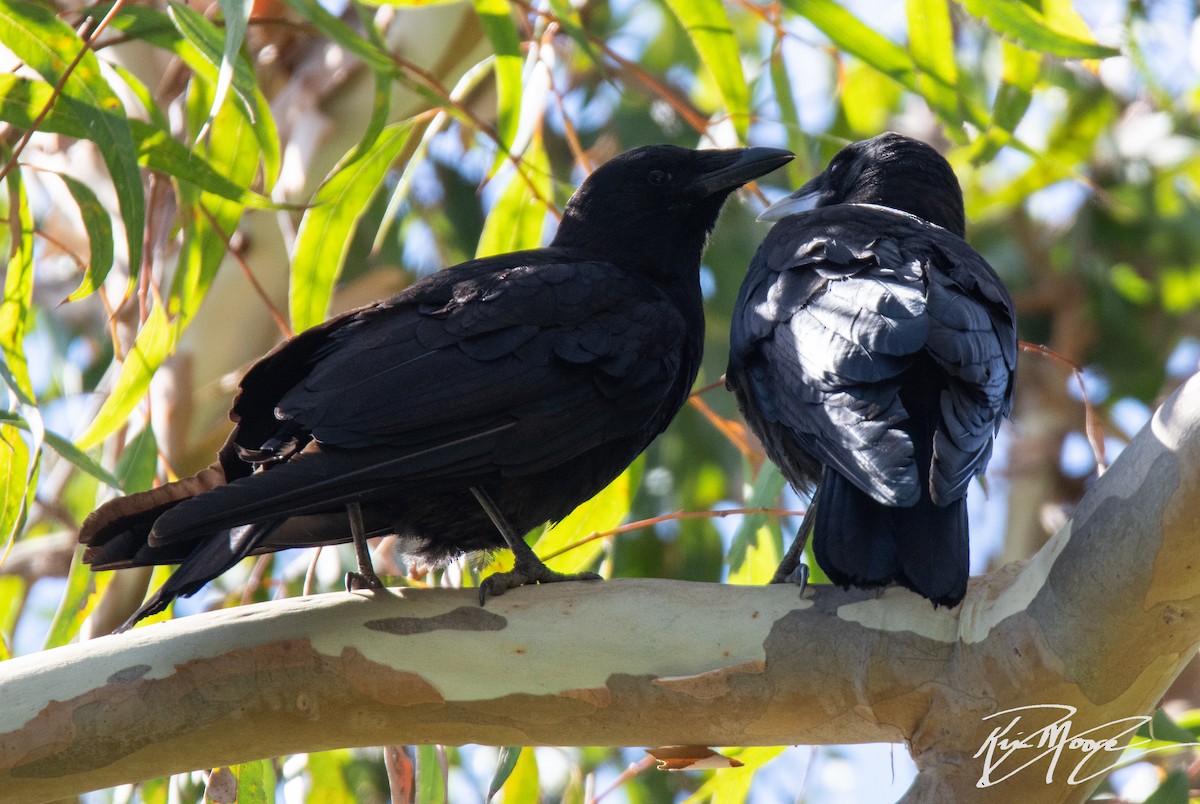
[3,373,1200,803]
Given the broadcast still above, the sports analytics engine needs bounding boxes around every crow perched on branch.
[81,144,793,630]
[727,133,1016,607]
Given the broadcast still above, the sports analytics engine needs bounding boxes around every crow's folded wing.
[151,256,689,543]
[731,205,1015,507]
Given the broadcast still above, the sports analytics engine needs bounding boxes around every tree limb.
[3,371,1200,803]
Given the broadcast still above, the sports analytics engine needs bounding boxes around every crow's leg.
[345,500,384,591]
[471,486,601,604]
[771,499,816,591]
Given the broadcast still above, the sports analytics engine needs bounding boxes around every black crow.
[726,132,1016,607]
[82,144,793,630]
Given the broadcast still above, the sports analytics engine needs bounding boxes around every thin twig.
[1019,339,1108,472]
[540,506,804,562]
[197,205,292,339]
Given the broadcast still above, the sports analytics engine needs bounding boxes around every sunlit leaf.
[678,747,787,804]
[169,77,259,329]
[533,459,638,575]
[306,750,356,803]
[476,132,552,258]
[664,0,750,138]
[0,0,144,276]
[472,0,523,172]
[0,424,33,560]
[0,161,34,396]
[291,119,419,332]
[228,758,274,804]
[76,303,177,450]
[956,0,1118,59]
[1143,769,1189,804]
[115,426,158,494]
[42,547,93,649]
[57,172,115,302]
[0,75,278,208]
[726,462,786,573]
[970,41,1041,163]
[498,746,538,803]
[906,0,964,136]
[415,745,447,804]
[167,1,258,130]
[486,746,521,802]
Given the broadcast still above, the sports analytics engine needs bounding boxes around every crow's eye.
[647,169,670,186]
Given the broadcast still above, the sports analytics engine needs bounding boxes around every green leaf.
[476,133,552,258]
[167,1,258,130]
[0,0,144,277]
[0,75,277,208]
[115,426,158,494]
[956,0,1118,59]
[0,410,120,488]
[0,423,34,559]
[306,750,356,803]
[472,0,523,172]
[230,758,275,804]
[1144,769,1189,804]
[76,303,177,450]
[783,0,915,86]
[971,40,1041,163]
[533,459,638,575]
[906,0,964,135]
[211,0,254,137]
[0,162,34,397]
[290,119,418,331]
[727,462,786,573]
[679,747,787,804]
[545,0,607,72]
[166,0,281,189]
[486,747,522,803]
[169,76,259,329]
[497,746,538,803]
[41,545,91,650]
[415,745,446,804]
[664,0,750,138]
[58,172,115,302]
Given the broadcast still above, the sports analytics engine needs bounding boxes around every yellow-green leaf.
[956,0,1118,59]
[58,172,115,302]
[532,458,637,575]
[664,0,750,138]
[76,303,177,450]
[906,0,964,136]
[291,119,418,332]
[476,133,552,258]
[472,0,524,172]
[0,0,144,276]
[0,163,34,397]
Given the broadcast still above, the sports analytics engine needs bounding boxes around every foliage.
[0,0,1198,800]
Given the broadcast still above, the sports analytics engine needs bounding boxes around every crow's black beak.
[757,171,829,222]
[688,147,794,197]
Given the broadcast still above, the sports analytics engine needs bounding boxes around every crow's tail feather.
[812,467,967,607]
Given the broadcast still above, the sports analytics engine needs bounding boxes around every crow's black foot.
[770,561,809,594]
[345,570,384,592]
[478,563,601,605]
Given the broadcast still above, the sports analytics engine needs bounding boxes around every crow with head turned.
[81,144,793,630]
[726,132,1015,607]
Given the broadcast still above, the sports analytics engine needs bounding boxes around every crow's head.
[760,132,965,238]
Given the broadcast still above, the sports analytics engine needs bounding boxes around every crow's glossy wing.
[731,205,1015,507]
[923,236,1017,502]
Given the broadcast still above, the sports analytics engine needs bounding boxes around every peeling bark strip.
[1,374,1200,803]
